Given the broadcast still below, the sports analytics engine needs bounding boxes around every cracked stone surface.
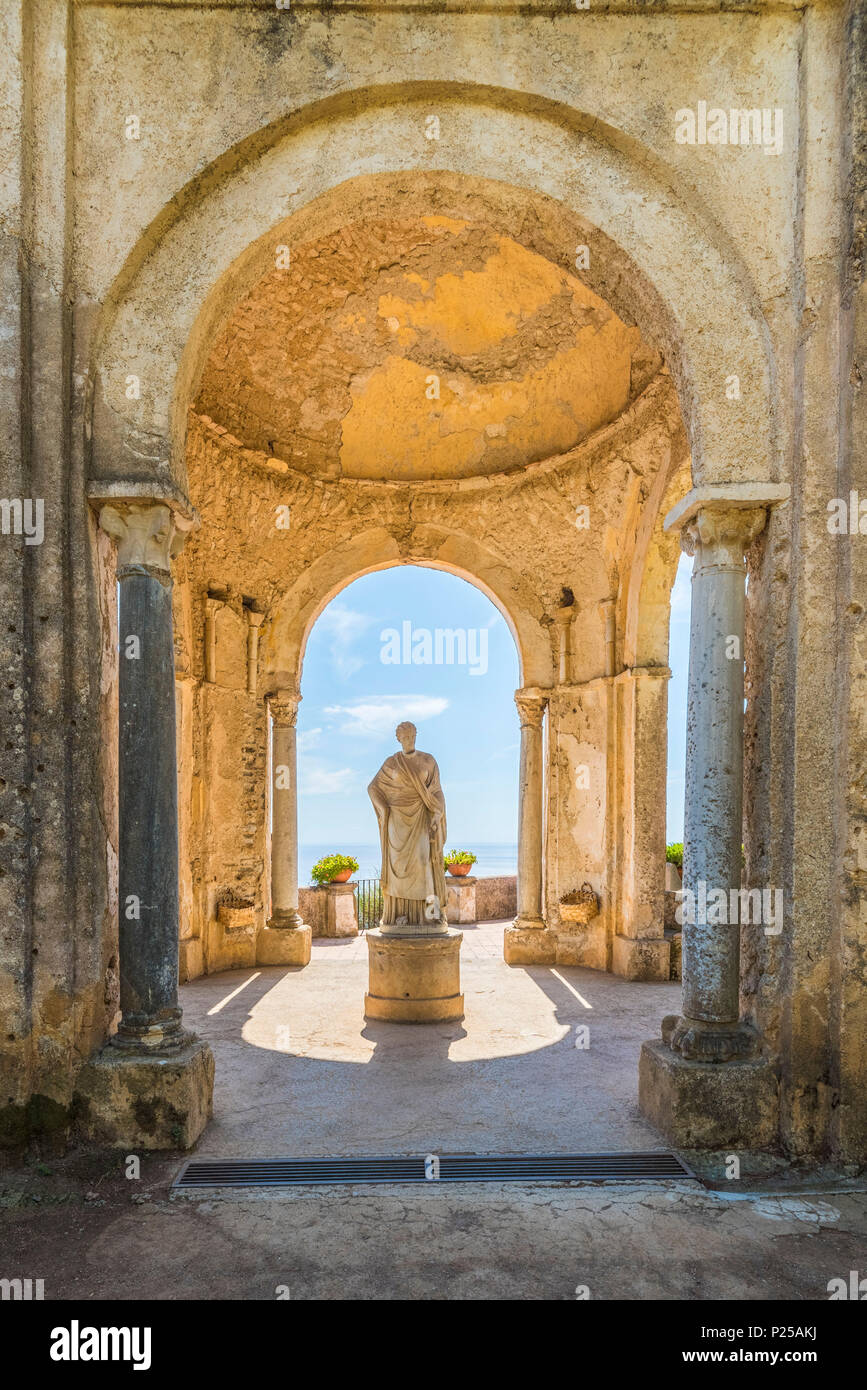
[4,1163,867,1300]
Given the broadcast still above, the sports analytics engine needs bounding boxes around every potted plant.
[665,843,683,890]
[444,850,477,877]
[665,843,684,873]
[311,853,359,886]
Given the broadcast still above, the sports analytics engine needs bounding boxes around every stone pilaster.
[612,666,672,982]
[203,593,224,684]
[554,604,574,684]
[245,607,265,694]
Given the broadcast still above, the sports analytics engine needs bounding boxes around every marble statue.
[368,721,449,935]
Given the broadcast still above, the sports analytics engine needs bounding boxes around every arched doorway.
[295,564,521,896]
[86,125,787,1153]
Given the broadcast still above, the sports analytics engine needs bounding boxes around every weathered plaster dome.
[194,215,659,482]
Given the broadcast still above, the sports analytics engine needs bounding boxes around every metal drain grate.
[173,1151,695,1189]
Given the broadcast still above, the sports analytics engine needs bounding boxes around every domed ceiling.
[193,215,660,482]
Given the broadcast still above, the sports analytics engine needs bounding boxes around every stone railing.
[446,874,517,924]
[298,883,359,937]
[297,874,518,935]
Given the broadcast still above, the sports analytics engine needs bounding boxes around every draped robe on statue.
[368,750,448,932]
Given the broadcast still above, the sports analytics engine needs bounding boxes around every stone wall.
[476,877,518,923]
[299,887,328,936]
[1,0,863,1161]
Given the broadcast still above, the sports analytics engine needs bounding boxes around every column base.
[504,922,557,964]
[364,927,463,1022]
[611,934,671,982]
[662,1013,761,1063]
[258,919,312,966]
[639,1039,778,1149]
[110,1009,188,1053]
[74,1035,214,1150]
[555,919,607,970]
[267,909,304,929]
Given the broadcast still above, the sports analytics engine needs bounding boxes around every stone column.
[665,504,766,1059]
[505,688,554,964]
[76,491,214,1151]
[260,689,311,965]
[99,501,194,1052]
[514,688,548,930]
[639,482,789,1149]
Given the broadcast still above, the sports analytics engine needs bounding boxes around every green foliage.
[443,849,477,867]
[311,853,359,886]
[665,842,684,871]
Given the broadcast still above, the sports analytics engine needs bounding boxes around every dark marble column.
[100,501,193,1052]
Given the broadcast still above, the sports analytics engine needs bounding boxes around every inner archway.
[296,565,521,889]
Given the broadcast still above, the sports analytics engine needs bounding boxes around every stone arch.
[88,83,779,497]
[262,526,551,692]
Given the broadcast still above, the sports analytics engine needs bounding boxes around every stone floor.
[179,920,683,1157]
[5,923,866,1302]
[4,1159,867,1301]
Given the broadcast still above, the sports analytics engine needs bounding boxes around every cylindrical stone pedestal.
[364,928,464,1022]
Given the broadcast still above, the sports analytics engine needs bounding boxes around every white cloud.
[299,765,357,796]
[489,740,519,761]
[297,727,323,752]
[323,693,449,738]
[314,603,375,681]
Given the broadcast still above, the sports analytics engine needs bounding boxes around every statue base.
[377,917,450,937]
[364,927,464,1023]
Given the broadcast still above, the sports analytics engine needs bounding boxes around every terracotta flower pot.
[446,862,472,877]
[331,869,353,883]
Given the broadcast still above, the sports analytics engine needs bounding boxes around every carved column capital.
[664,482,790,568]
[245,608,266,630]
[99,501,194,576]
[681,505,767,569]
[514,688,548,729]
[267,688,301,727]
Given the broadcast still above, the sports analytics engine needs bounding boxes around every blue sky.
[297,558,692,851]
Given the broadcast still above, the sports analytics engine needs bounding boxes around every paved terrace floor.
[179,920,682,1157]
[5,924,867,1301]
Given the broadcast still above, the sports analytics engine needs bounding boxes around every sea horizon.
[300,841,518,884]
